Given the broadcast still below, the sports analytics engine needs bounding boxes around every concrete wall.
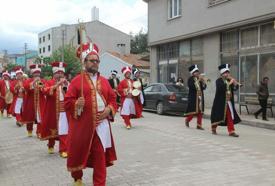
[202,33,221,108]
[147,0,275,45]
[149,46,158,83]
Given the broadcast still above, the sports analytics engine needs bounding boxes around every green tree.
[130,30,149,54]
[51,45,82,78]
[5,63,17,72]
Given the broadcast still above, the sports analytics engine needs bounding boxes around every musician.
[40,62,69,158]
[0,71,13,117]
[117,66,139,129]
[108,70,120,104]
[211,64,241,137]
[184,65,206,130]
[133,68,145,118]
[9,66,25,127]
[21,64,46,137]
[65,42,117,185]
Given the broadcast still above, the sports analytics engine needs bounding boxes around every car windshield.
[165,84,186,93]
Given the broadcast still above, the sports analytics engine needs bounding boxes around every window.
[221,30,238,52]
[48,45,51,52]
[39,48,41,54]
[151,85,162,92]
[260,23,275,46]
[259,53,275,93]
[241,26,258,48]
[43,47,45,53]
[43,36,45,42]
[240,55,258,93]
[48,34,51,40]
[144,86,153,92]
[168,0,181,19]
[166,84,186,93]
[39,38,41,44]
[208,0,231,7]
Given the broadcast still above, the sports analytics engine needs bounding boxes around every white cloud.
[0,0,147,53]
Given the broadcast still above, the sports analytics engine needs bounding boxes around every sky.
[0,0,147,54]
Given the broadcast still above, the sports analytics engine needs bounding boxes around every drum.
[133,81,141,89]
[132,89,141,96]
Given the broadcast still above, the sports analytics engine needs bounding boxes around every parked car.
[143,83,188,115]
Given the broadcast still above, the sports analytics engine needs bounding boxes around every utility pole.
[24,43,28,69]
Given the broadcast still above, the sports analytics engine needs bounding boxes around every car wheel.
[156,102,164,115]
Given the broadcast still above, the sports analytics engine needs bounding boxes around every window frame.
[168,0,182,20]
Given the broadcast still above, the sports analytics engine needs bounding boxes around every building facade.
[144,0,275,107]
[38,20,131,58]
[100,52,150,85]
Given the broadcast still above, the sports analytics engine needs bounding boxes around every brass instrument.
[227,75,242,87]
[199,73,211,83]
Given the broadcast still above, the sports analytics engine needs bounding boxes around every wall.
[99,53,131,80]
[202,33,221,108]
[147,0,275,45]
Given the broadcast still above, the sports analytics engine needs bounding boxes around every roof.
[107,52,150,69]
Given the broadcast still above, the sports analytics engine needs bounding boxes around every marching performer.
[65,42,117,186]
[211,64,241,137]
[184,65,206,130]
[21,64,46,137]
[0,71,13,117]
[108,70,120,105]
[117,66,140,129]
[132,68,145,118]
[9,66,25,126]
[40,62,69,158]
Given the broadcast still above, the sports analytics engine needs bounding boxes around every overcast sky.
[0,0,147,54]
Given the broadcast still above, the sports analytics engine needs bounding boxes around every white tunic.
[58,86,69,135]
[91,75,112,152]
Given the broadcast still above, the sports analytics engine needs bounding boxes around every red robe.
[65,73,117,172]
[40,79,67,140]
[117,78,140,118]
[9,79,25,116]
[21,78,46,124]
[0,79,12,113]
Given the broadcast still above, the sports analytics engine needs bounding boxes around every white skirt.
[120,98,136,115]
[58,112,69,135]
[96,119,112,152]
[14,98,23,114]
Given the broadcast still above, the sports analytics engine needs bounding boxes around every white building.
[38,8,130,58]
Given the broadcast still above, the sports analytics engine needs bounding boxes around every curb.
[204,113,275,131]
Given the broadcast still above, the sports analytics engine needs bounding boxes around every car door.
[150,85,163,109]
[143,85,154,109]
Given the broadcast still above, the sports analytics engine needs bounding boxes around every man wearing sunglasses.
[65,42,117,186]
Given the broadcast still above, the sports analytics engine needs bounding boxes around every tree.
[51,45,82,78]
[5,63,17,72]
[130,30,149,54]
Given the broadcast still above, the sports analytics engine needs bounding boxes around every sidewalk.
[203,108,275,130]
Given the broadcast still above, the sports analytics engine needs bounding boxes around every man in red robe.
[40,62,70,158]
[21,64,46,137]
[65,42,117,186]
[117,66,140,129]
[9,66,25,127]
[0,71,12,117]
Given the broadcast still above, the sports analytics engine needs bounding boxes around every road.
[0,112,275,186]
